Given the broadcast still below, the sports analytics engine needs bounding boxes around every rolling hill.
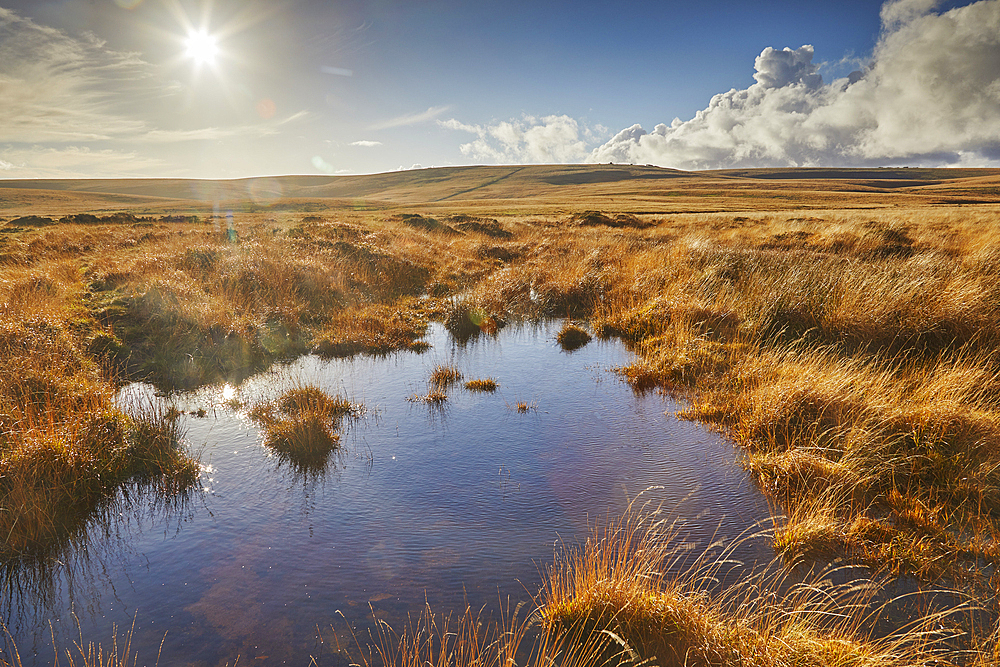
[1,164,999,218]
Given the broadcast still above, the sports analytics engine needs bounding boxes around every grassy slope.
[3,165,1000,216]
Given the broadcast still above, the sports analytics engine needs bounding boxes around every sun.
[184,30,219,66]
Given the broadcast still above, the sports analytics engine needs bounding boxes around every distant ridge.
[2,164,999,215]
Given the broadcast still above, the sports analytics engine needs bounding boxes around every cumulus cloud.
[0,8,152,143]
[350,140,383,147]
[439,114,596,163]
[590,0,1000,169]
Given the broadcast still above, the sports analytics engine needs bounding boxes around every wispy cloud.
[591,0,1000,168]
[349,140,383,147]
[320,66,353,77]
[370,106,450,130]
[0,146,166,179]
[277,111,311,126]
[0,8,154,143]
[137,125,280,143]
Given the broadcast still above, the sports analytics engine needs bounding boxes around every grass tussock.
[0,317,198,560]
[249,385,358,471]
[536,505,963,667]
[464,377,498,392]
[429,364,463,389]
[558,321,592,351]
[313,302,431,358]
[408,389,449,405]
[407,364,466,405]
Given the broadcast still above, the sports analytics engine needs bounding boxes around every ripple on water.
[3,320,771,666]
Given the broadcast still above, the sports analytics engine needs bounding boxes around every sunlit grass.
[5,197,1000,663]
[249,385,358,471]
[333,501,978,667]
[464,377,498,392]
[429,364,463,389]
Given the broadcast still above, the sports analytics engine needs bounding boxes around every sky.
[1,0,998,179]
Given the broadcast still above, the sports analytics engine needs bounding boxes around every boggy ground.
[3,170,1000,664]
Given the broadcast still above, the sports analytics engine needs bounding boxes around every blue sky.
[1,0,997,178]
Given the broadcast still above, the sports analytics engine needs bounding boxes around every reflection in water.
[4,321,771,666]
[0,487,195,658]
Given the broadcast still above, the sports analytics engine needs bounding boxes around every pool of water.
[2,321,770,666]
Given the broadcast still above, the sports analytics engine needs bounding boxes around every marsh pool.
[2,321,770,666]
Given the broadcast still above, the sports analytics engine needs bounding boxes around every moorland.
[2,164,1000,666]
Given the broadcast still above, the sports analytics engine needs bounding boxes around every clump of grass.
[464,377,498,392]
[250,385,357,472]
[407,364,466,405]
[0,316,199,560]
[408,389,449,405]
[429,364,463,389]
[537,504,956,667]
[0,401,199,560]
[313,303,430,358]
[557,321,592,351]
[443,301,504,342]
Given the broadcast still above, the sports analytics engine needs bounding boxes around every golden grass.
[313,302,432,358]
[334,502,979,667]
[5,180,1000,664]
[406,364,467,405]
[408,389,449,405]
[249,385,357,471]
[568,210,1000,585]
[534,505,947,667]
[558,321,593,351]
[0,312,199,560]
[464,377,498,392]
[429,364,463,389]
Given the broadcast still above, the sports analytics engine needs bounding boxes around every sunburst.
[184,29,219,66]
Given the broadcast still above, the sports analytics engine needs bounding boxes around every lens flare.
[256,98,276,119]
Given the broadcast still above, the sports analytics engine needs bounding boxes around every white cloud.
[439,114,595,163]
[0,9,153,143]
[590,0,1000,169]
[370,106,450,130]
[880,0,942,27]
[350,140,383,147]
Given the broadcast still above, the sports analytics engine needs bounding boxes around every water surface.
[2,321,770,666]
